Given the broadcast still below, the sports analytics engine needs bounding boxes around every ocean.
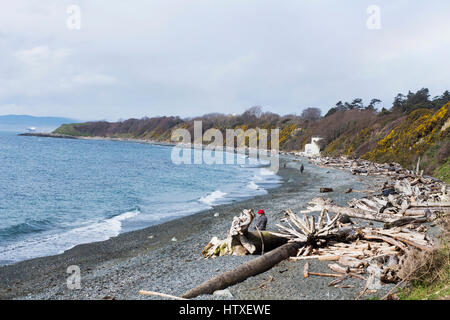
[0,131,281,265]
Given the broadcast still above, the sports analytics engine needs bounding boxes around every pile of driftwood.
[182,203,437,299]
[308,156,449,218]
[145,157,449,300]
[279,208,434,294]
[309,156,410,177]
[286,157,447,296]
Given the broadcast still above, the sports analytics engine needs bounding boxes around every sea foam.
[199,190,227,206]
[0,209,139,265]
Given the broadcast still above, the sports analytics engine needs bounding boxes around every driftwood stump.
[202,209,288,258]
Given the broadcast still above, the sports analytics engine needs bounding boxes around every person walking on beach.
[254,209,267,231]
[300,164,304,173]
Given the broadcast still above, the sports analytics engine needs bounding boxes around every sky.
[1,0,450,121]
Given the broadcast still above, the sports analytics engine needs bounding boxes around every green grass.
[435,159,450,183]
[398,281,450,300]
[397,237,450,300]
[53,123,93,137]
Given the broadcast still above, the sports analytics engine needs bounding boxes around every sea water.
[0,131,281,265]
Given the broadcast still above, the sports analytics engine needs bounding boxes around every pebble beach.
[0,155,399,300]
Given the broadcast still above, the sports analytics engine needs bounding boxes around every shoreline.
[3,132,283,266]
[0,155,391,300]
[0,155,292,298]
[18,132,178,147]
[18,132,296,157]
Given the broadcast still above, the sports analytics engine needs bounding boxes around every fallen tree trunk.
[185,210,356,298]
[410,202,450,207]
[404,207,450,215]
[245,231,288,253]
[383,217,427,229]
[202,230,288,257]
[374,232,433,252]
[304,198,404,223]
[182,242,302,299]
[362,234,407,251]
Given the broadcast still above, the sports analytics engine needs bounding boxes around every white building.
[304,137,322,156]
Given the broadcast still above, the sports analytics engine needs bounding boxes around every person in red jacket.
[254,209,267,231]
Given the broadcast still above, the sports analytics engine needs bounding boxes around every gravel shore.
[0,155,396,300]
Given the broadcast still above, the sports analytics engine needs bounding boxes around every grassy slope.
[398,218,450,300]
[436,159,450,183]
[323,103,450,182]
[53,123,94,137]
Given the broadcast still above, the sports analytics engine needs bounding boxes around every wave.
[199,190,227,206]
[197,167,282,209]
[258,168,277,176]
[247,180,260,190]
[66,209,139,240]
[1,135,286,265]
[0,218,55,238]
[252,168,282,185]
[0,208,140,265]
[239,163,266,168]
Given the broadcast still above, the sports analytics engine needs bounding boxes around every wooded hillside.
[53,88,450,182]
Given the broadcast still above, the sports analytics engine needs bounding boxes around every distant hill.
[0,115,77,133]
[52,88,450,182]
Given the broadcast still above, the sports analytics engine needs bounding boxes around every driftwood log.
[184,209,350,298]
[245,231,288,253]
[202,209,288,257]
[303,197,404,223]
[182,242,301,299]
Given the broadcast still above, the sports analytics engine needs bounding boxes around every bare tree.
[301,107,322,122]
[243,106,263,118]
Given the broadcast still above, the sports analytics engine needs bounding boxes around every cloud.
[13,46,70,81]
[71,73,117,86]
[0,45,117,99]
[0,0,449,120]
[15,46,69,65]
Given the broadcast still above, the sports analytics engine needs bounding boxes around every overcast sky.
[1,0,449,121]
